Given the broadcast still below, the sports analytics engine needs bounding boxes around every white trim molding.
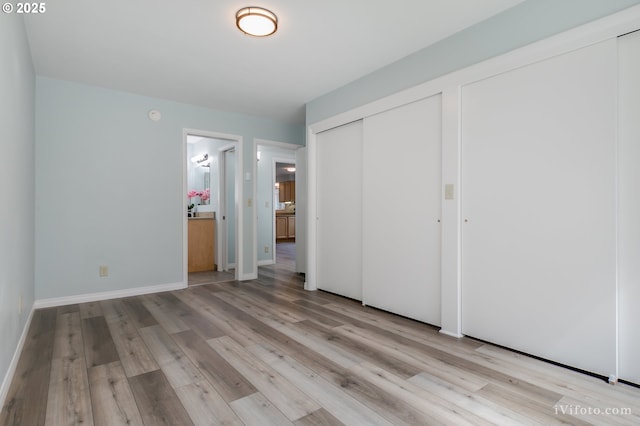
[0,307,34,410]
[33,281,186,309]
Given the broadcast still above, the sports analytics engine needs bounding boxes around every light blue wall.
[35,77,304,299]
[0,15,35,395]
[306,0,640,124]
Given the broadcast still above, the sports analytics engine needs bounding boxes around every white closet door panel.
[362,96,442,325]
[618,30,640,385]
[461,40,617,375]
[316,121,363,300]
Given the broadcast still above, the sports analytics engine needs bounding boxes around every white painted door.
[461,40,617,376]
[316,121,363,300]
[618,30,640,385]
[362,95,442,325]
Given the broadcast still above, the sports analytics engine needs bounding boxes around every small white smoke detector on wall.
[148,109,162,121]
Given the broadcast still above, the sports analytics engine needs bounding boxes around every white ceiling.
[24,0,522,125]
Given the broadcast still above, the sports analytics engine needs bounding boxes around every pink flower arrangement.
[187,188,211,204]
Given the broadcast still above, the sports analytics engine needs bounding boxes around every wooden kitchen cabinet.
[276,216,288,239]
[276,212,295,241]
[278,181,295,203]
[287,216,296,238]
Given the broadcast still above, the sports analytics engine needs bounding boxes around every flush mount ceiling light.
[236,6,278,37]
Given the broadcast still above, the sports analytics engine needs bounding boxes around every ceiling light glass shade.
[236,7,277,37]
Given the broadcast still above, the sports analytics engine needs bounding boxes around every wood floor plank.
[120,296,158,329]
[248,343,393,426]
[408,372,541,426]
[81,315,119,368]
[294,408,345,426]
[175,380,244,426]
[208,335,321,421]
[294,319,422,379]
[173,289,270,348]
[100,299,159,377]
[78,301,103,319]
[128,369,194,426]
[138,325,204,388]
[203,289,363,369]
[171,329,257,403]
[56,304,79,315]
[0,308,57,426]
[229,393,294,426]
[476,382,593,425]
[88,361,144,426]
[350,361,491,426]
[140,293,190,334]
[215,286,308,323]
[475,343,640,410]
[223,284,343,327]
[308,301,565,409]
[45,312,93,426]
[257,337,424,426]
[157,291,226,339]
[336,323,490,392]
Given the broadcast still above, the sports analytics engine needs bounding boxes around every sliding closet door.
[316,121,363,300]
[618,30,640,385]
[461,40,617,375]
[362,96,442,325]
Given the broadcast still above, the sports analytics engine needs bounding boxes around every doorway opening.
[184,130,242,286]
[255,141,304,278]
[274,161,296,260]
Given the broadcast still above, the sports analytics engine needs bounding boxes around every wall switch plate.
[18,295,23,315]
[445,184,454,200]
[247,198,253,207]
[264,246,269,253]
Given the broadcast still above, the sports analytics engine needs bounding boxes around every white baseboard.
[33,281,187,309]
[239,272,258,280]
[0,306,35,410]
[257,259,275,266]
[439,329,464,338]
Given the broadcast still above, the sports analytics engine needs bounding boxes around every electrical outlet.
[247,198,253,207]
[264,246,269,253]
[99,265,109,277]
[18,295,23,315]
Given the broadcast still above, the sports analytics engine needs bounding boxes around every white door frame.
[183,129,243,284]
[254,139,302,272]
[271,156,296,262]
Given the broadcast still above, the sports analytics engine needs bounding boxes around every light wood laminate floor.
[2,244,639,425]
